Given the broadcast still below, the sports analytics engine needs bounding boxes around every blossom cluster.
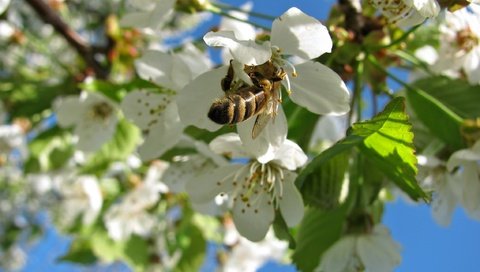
[1,0,480,271]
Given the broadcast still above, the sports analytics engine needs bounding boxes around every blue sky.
[9,1,480,271]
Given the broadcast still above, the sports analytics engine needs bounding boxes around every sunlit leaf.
[350,97,427,201]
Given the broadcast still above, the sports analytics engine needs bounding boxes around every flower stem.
[393,50,436,77]
[212,2,277,21]
[206,6,271,31]
[369,24,422,52]
[348,55,365,124]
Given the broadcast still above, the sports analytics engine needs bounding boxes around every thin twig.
[24,0,109,79]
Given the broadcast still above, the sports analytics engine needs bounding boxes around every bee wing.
[252,111,273,139]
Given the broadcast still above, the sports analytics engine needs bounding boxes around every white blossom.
[317,225,402,272]
[56,174,103,227]
[446,140,480,220]
[430,5,480,84]
[121,47,211,160]
[178,7,350,159]
[222,219,288,272]
[370,0,440,27]
[54,91,119,152]
[104,162,168,241]
[417,155,459,225]
[186,133,307,241]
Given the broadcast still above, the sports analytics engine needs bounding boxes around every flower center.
[90,102,114,121]
[235,161,286,210]
[456,28,479,53]
[270,46,297,95]
[368,0,412,24]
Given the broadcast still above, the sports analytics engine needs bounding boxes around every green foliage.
[350,97,427,201]
[175,222,207,272]
[24,126,74,173]
[80,118,140,175]
[80,78,158,103]
[292,206,348,272]
[407,83,465,150]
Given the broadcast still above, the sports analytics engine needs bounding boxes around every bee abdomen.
[208,98,234,124]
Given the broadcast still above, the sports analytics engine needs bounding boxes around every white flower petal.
[413,0,440,18]
[271,7,332,59]
[177,66,226,131]
[317,236,357,272]
[209,133,250,158]
[273,139,307,170]
[464,48,480,85]
[120,0,175,29]
[204,31,271,65]
[278,172,304,227]
[121,90,175,130]
[290,61,350,115]
[431,174,457,226]
[186,164,242,203]
[135,50,191,90]
[357,226,402,272]
[238,106,288,163]
[396,10,427,28]
[54,96,83,127]
[176,43,212,79]
[446,149,480,171]
[0,0,10,15]
[232,191,275,241]
[136,103,184,161]
[75,112,118,152]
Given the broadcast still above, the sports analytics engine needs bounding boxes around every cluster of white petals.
[430,4,480,85]
[370,0,440,27]
[417,140,480,225]
[104,162,169,241]
[317,225,402,272]
[187,133,307,241]
[56,174,103,227]
[222,220,288,272]
[178,7,350,159]
[121,45,211,160]
[54,91,119,152]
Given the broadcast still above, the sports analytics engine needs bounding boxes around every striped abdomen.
[208,88,266,125]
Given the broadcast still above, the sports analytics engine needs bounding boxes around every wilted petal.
[290,61,350,115]
[271,7,332,59]
[278,172,304,227]
[186,164,243,203]
[232,191,275,241]
[209,133,250,158]
[177,66,227,131]
[204,31,271,65]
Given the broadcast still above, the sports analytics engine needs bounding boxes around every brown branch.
[24,0,109,79]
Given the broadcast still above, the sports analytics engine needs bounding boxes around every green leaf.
[25,126,74,173]
[407,84,464,150]
[80,78,159,103]
[272,211,296,248]
[123,236,149,271]
[287,107,320,151]
[58,239,97,265]
[292,206,347,272]
[412,76,480,118]
[175,222,207,272]
[296,143,351,209]
[80,118,140,175]
[350,97,427,201]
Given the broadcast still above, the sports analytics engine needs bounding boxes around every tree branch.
[24,0,109,79]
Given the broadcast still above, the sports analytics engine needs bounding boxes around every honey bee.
[208,60,286,139]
